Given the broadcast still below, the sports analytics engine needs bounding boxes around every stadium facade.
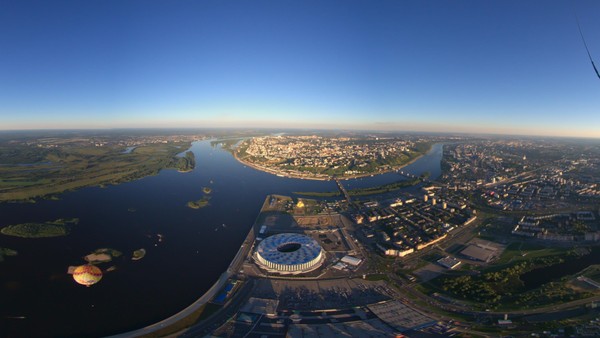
[255,233,324,274]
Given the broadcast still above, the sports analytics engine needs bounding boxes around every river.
[520,247,600,290]
[0,140,443,337]
[340,142,444,191]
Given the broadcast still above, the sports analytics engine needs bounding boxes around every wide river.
[0,140,443,337]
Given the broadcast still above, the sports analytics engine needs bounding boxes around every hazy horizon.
[1,0,599,138]
[2,124,600,141]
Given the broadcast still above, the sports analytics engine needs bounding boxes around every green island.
[85,248,122,264]
[210,138,243,152]
[348,177,423,196]
[175,151,196,172]
[202,186,212,194]
[295,176,423,197]
[0,247,18,262]
[0,140,195,202]
[132,248,146,261]
[0,218,79,238]
[293,190,341,197]
[187,196,211,209]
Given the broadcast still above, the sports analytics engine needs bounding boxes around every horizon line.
[0,126,599,141]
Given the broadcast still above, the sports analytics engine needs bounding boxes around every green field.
[0,142,194,202]
[348,178,421,196]
[293,190,341,197]
[422,246,590,310]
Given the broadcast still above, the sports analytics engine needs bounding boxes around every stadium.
[255,233,324,274]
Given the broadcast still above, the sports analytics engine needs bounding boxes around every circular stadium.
[255,233,324,274]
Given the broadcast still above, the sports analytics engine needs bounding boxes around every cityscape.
[2,131,600,337]
[1,1,600,338]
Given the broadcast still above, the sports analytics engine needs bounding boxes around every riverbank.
[106,196,261,338]
[233,143,431,182]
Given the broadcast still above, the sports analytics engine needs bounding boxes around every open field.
[0,141,193,202]
[419,243,592,311]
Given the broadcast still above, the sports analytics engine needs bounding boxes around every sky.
[1,0,599,137]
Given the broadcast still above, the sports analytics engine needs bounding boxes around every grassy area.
[348,178,421,196]
[495,241,566,266]
[1,218,79,238]
[364,273,390,281]
[0,247,18,262]
[581,265,600,282]
[293,190,341,197]
[294,177,421,197]
[423,247,586,310]
[174,151,196,172]
[0,142,193,202]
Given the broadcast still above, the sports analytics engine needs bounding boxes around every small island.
[132,248,146,261]
[84,248,122,264]
[202,186,212,194]
[295,178,422,197]
[1,218,79,238]
[0,247,18,262]
[187,197,210,209]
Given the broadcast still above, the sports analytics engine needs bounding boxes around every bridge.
[397,170,418,179]
[334,178,352,202]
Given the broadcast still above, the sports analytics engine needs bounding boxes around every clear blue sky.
[1,0,599,137]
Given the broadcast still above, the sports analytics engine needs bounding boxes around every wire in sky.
[573,4,600,80]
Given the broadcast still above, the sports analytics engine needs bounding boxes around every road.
[334,178,352,202]
[180,279,256,337]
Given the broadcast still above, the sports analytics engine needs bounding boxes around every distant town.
[235,135,442,180]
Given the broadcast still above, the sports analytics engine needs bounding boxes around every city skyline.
[1,0,599,138]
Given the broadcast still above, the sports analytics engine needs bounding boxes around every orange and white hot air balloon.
[72,264,102,287]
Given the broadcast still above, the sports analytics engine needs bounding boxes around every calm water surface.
[520,247,600,290]
[0,140,441,337]
[342,143,444,190]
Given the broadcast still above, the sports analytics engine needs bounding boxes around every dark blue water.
[520,248,600,290]
[0,140,442,337]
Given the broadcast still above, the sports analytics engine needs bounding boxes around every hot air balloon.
[72,264,102,287]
